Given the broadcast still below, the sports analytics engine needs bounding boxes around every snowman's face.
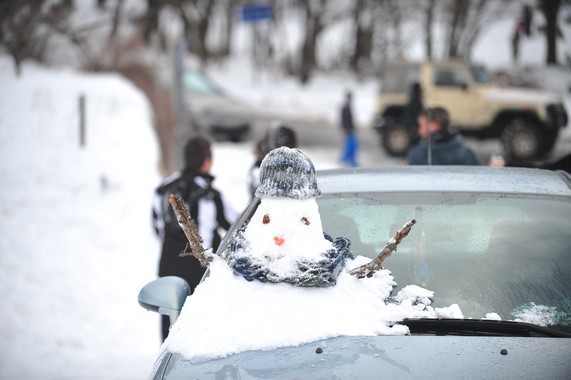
[243,198,332,262]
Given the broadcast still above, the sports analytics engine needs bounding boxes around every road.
[246,114,571,168]
[247,114,406,167]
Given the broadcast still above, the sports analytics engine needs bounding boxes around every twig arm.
[349,219,416,279]
[168,193,212,266]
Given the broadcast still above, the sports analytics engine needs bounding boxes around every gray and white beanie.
[255,147,321,200]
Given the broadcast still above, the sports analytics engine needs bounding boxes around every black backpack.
[157,174,209,235]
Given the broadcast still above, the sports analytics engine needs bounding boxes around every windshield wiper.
[401,318,571,338]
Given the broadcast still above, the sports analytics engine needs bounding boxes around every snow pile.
[165,255,463,361]
[0,56,161,379]
[512,303,559,327]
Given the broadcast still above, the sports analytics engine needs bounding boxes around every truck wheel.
[382,125,411,157]
[541,129,559,155]
[501,118,542,160]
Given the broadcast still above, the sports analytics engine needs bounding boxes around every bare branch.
[168,193,213,266]
[350,219,416,279]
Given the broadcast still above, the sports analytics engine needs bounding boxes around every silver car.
[139,166,571,379]
[183,70,251,142]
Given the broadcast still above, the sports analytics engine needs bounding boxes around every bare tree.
[298,0,327,83]
[538,0,563,65]
[442,0,515,60]
[1,0,73,75]
[175,0,235,65]
[423,0,437,60]
[351,0,374,74]
[445,0,469,59]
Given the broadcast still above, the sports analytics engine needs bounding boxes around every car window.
[184,71,220,94]
[317,192,571,326]
[434,68,468,87]
[470,65,495,84]
[381,65,420,93]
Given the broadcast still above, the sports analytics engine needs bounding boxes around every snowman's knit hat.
[256,147,321,199]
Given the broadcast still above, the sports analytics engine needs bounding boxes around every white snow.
[484,313,503,321]
[0,57,162,379]
[243,198,333,264]
[512,303,558,327]
[165,255,462,361]
[1,10,570,377]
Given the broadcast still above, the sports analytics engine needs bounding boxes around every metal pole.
[174,39,188,168]
[427,108,432,165]
[79,94,86,148]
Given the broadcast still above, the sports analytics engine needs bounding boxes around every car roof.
[316,166,571,196]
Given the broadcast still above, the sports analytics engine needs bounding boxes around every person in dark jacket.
[402,82,424,133]
[407,107,480,166]
[340,91,358,167]
[152,134,238,341]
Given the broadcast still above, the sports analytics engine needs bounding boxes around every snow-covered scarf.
[225,230,354,287]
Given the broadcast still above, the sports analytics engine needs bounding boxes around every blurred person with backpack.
[151,134,238,341]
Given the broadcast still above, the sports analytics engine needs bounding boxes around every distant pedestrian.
[407,107,479,166]
[152,134,238,341]
[340,91,358,167]
[403,82,424,132]
[401,82,424,148]
[511,19,524,65]
[248,123,298,198]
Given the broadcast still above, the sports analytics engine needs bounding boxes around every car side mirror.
[138,276,190,327]
[459,82,468,90]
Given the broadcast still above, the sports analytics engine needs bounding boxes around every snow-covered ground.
[1,12,571,380]
[0,54,355,380]
[0,57,163,379]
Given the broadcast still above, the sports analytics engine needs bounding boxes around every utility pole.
[174,39,188,168]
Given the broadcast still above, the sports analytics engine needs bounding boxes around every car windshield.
[317,192,571,331]
[470,65,495,84]
[381,65,420,93]
[183,71,221,94]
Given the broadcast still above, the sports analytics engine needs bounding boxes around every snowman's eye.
[263,214,270,224]
[301,216,310,225]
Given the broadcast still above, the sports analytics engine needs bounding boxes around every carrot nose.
[274,236,285,246]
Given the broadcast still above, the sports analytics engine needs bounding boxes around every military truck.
[373,61,568,159]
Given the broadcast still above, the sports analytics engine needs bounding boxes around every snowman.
[163,148,463,361]
[226,147,354,287]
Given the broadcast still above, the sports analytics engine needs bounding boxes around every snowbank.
[0,56,162,380]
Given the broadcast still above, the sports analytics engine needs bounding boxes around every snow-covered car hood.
[483,87,561,104]
[152,334,571,380]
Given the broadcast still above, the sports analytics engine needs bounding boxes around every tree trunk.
[446,0,469,59]
[424,0,436,60]
[353,4,373,74]
[541,0,561,65]
[220,0,236,57]
[299,0,326,84]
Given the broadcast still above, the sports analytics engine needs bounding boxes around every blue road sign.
[241,4,273,22]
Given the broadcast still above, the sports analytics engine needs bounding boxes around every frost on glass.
[512,301,571,327]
